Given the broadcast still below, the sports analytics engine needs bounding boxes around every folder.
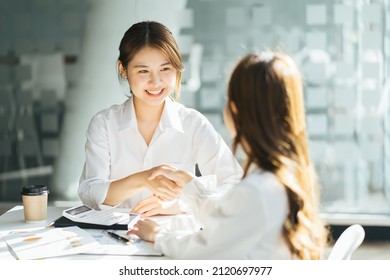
[53,216,128,230]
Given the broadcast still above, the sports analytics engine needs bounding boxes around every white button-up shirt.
[154,168,291,259]
[78,97,243,209]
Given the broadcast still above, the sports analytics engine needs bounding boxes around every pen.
[107,231,134,244]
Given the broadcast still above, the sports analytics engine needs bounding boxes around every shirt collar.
[159,97,184,133]
[118,98,138,131]
[118,97,184,133]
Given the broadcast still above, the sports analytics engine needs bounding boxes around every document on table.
[1,226,101,260]
[84,229,163,256]
[81,214,191,257]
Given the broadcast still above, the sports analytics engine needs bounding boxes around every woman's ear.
[223,101,238,138]
[118,61,127,78]
[229,101,238,115]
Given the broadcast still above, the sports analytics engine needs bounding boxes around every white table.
[0,205,65,232]
[0,205,167,260]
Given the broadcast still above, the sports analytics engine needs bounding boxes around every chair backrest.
[327,224,365,260]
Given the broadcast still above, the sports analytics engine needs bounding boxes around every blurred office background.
[1,0,390,231]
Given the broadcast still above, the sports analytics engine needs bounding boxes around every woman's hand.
[148,164,194,187]
[132,195,183,217]
[128,219,161,242]
[139,166,183,201]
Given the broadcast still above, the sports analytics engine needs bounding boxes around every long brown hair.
[118,21,184,100]
[227,52,328,259]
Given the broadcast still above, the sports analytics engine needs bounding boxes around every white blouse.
[154,169,292,259]
[78,97,243,209]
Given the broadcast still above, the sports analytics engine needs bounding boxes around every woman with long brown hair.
[129,51,328,259]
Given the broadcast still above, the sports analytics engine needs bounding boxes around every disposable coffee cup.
[21,185,49,223]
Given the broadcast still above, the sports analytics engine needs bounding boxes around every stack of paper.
[2,226,101,260]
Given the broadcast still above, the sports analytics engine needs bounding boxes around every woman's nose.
[149,72,161,87]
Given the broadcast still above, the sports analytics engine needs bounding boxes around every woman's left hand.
[132,195,183,217]
[128,219,160,242]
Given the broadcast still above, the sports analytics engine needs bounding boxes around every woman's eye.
[161,67,171,71]
[138,70,148,73]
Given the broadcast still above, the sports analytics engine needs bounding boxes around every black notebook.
[52,216,128,230]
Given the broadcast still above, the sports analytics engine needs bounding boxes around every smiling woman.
[122,46,177,109]
[77,21,243,217]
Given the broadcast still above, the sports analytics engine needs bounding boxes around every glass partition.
[1,0,390,218]
[177,0,390,216]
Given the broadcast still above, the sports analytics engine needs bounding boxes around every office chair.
[327,224,365,260]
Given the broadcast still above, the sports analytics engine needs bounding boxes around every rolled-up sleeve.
[191,115,243,190]
[177,176,221,223]
[78,115,114,209]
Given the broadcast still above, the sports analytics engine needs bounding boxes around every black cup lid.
[21,185,49,195]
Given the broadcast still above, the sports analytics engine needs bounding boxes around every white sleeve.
[154,179,269,259]
[78,115,113,209]
[191,116,243,190]
[176,176,223,226]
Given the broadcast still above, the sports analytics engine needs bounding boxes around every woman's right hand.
[148,164,194,187]
[139,166,182,201]
[105,164,186,206]
[103,165,182,206]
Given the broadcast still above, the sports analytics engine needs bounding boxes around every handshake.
[131,164,195,217]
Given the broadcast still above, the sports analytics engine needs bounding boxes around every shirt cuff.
[185,175,217,194]
[90,180,114,210]
[177,175,217,212]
